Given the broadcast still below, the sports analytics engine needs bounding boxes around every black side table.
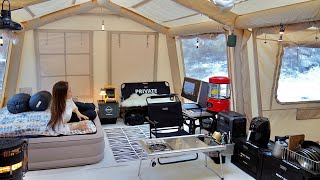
[98,101,119,124]
[182,108,215,134]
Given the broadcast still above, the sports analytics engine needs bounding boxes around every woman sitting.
[47,81,96,134]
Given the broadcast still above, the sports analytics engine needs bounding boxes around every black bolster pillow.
[7,93,31,114]
[29,91,52,111]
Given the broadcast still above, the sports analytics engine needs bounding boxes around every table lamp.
[99,88,106,102]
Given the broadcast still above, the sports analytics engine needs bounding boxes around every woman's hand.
[77,113,89,121]
[69,121,88,131]
[73,108,89,120]
[76,121,88,130]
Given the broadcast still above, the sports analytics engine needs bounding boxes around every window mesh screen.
[37,31,92,99]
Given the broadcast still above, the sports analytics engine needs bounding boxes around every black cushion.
[7,93,31,114]
[29,91,52,111]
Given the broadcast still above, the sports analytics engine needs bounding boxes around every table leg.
[204,152,224,180]
[219,152,224,180]
[205,153,208,167]
[138,158,143,180]
[191,119,195,134]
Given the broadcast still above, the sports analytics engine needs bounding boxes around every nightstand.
[97,100,119,124]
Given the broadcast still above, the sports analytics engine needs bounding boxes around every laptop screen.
[181,77,208,108]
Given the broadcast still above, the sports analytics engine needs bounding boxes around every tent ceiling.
[28,0,74,18]
[82,7,116,15]
[6,0,320,32]
[110,0,215,28]
[162,14,211,28]
[110,0,143,7]
[134,0,198,22]
[231,0,313,15]
[12,9,34,22]
[75,0,91,5]
[2,0,49,11]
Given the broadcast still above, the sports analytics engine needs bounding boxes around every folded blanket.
[121,93,173,107]
[0,108,96,137]
[62,120,96,136]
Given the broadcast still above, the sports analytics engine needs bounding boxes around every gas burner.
[149,144,167,152]
[146,140,173,152]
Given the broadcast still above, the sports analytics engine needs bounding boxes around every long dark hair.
[48,81,68,130]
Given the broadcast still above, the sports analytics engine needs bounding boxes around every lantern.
[206,76,231,113]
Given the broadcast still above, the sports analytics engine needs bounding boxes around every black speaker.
[216,111,246,140]
[227,34,237,47]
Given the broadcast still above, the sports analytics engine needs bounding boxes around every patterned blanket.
[0,108,96,137]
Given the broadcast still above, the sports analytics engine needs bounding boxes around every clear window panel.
[277,47,320,102]
[0,34,10,96]
[181,34,228,81]
[220,84,230,99]
[209,84,230,99]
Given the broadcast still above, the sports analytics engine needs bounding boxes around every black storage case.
[216,111,246,139]
[231,137,274,179]
[261,155,320,180]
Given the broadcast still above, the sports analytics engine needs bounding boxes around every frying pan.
[301,141,320,149]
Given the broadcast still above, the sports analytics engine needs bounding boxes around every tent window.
[181,34,228,81]
[36,31,93,99]
[0,34,10,103]
[277,46,320,103]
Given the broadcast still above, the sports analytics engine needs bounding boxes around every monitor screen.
[183,81,196,95]
[105,88,115,98]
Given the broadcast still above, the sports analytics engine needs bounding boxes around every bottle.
[272,136,288,158]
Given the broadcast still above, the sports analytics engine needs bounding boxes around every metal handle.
[2,0,10,11]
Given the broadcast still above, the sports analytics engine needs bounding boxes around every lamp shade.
[0,0,23,31]
[99,89,106,96]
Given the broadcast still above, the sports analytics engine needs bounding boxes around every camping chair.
[146,94,198,164]
[146,94,189,138]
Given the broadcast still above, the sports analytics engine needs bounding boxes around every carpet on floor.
[105,125,150,163]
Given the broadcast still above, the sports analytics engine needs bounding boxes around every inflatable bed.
[0,108,105,170]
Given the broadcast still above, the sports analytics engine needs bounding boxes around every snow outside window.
[277,47,320,103]
[181,34,228,82]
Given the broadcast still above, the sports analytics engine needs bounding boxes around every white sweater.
[62,98,78,124]
[48,98,78,134]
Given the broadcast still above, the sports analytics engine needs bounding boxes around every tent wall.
[246,32,261,117]
[229,29,253,123]
[256,31,320,141]
[16,15,173,103]
[17,31,37,96]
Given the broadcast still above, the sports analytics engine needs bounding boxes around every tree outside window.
[277,46,320,102]
[181,34,228,82]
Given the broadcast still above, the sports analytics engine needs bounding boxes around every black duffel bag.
[124,110,145,126]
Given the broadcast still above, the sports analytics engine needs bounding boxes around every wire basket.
[282,147,320,175]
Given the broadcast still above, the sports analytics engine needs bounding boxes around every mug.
[212,131,222,141]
